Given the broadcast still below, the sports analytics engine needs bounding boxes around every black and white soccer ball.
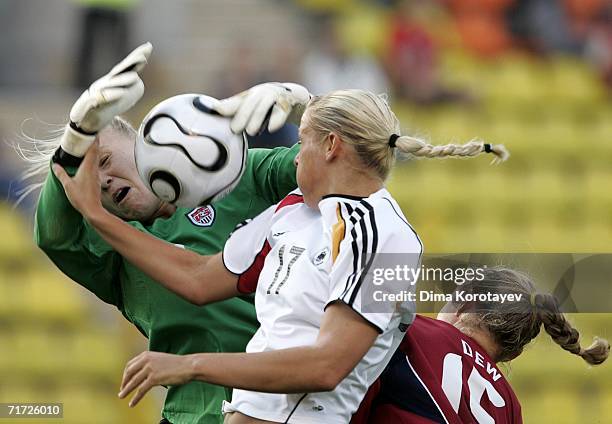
[135,94,247,207]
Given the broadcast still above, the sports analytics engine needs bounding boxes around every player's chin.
[118,202,149,222]
[302,192,319,210]
[296,177,309,198]
[108,205,135,221]
[107,197,142,221]
[102,201,122,219]
[124,196,165,222]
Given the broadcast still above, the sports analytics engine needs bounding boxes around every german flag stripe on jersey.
[331,203,346,263]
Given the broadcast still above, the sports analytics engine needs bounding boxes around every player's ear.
[325,132,341,162]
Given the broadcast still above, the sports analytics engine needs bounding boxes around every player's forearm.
[35,170,87,249]
[87,208,209,303]
[188,346,341,393]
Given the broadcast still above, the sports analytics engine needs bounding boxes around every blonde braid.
[453,268,610,365]
[394,136,510,164]
[306,89,510,181]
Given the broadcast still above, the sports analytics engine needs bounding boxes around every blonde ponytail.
[394,136,510,164]
[306,89,510,181]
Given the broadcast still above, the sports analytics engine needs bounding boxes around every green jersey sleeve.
[248,143,299,204]
[34,165,122,307]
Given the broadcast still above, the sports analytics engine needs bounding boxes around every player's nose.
[100,174,112,191]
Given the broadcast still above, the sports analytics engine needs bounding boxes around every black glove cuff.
[52,146,84,167]
[69,121,97,136]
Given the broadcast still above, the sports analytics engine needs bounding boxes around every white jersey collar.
[318,188,388,228]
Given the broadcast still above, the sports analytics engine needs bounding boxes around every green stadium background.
[0,0,610,422]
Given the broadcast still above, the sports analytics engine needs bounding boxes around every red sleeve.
[236,240,271,294]
[225,192,304,294]
[274,192,303,212]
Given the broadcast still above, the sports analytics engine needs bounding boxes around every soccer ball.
[135,94,247,207]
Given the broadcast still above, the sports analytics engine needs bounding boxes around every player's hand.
[213,82,311,136]
[52,141,104,219]
[58,42,152,161]
[118,351,194,407]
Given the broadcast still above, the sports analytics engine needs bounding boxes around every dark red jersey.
[353,315,522,424]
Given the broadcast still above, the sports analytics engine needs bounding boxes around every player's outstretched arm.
[33,44,152,304]
[53,42,151,167]
[118,301,379,407]
[52,143,240,306]
[212,82,311,136]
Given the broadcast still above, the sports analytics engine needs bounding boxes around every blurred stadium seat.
[0,205,158,422]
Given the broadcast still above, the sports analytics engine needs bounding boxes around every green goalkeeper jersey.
[35,145,299,424]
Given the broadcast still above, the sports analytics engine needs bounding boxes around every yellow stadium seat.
[0,204,34,260]
[294,0,355,13]
[56,385,121,424]
[72,332,124,377]
[18,269,86,325]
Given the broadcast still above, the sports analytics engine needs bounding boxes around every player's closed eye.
[99,154,110,168]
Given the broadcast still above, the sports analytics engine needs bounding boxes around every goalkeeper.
[30,43,311,424]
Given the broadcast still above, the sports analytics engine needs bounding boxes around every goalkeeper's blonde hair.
[306,89,509,180]
[15,116,136,203]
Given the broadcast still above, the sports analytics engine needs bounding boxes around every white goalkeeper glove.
[54,42,152,166]
[213,82,312,136]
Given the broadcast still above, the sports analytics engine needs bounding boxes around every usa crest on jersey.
[186,205,216,227]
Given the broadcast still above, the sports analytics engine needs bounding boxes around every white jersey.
[222,188,422,423]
